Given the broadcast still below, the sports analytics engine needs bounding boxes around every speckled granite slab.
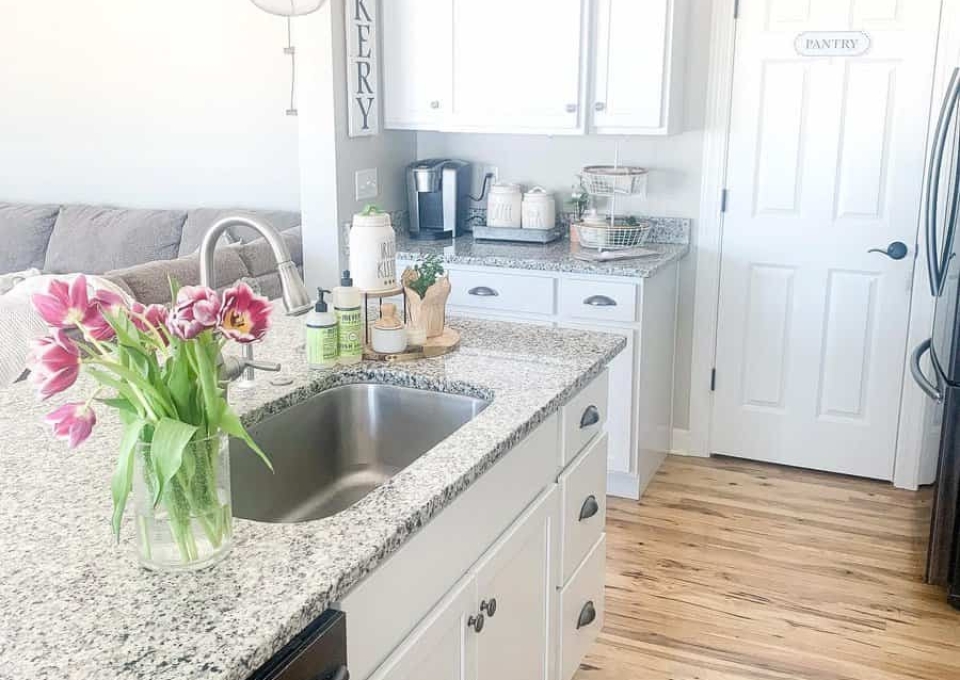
[0,313,625,680]
[395,230,689,278]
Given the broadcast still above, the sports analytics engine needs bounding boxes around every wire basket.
[580,166,648,197]
[574,221,653,250]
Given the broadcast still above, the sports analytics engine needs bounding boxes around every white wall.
[416,0,714,429]
[0,0,301,211]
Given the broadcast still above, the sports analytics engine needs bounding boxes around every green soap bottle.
[305,288,338,369]
[334,270,363,365]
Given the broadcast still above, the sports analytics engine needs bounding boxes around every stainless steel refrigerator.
[911,66,960,606]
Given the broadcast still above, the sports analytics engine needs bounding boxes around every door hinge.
[720,189,729,213]
[733,0,740,19]
[710,369,717,392]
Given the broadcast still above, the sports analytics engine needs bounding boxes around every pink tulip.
[130,302,169,337]
[31,275,98,330]
[166,286,220,340]
[218,282,272,343]
[87,289,128,341]
[27,330,82,400]
[45,402,97,448]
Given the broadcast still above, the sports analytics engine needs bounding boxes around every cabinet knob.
[580,405,600,429]
[480,598,498,618]
[468,286,499,297]
[468,613,485,633]
[594,102,607,112]
[578,495,600,522]
[577,601,597,630]
[566,103,578,113]
[584,295,617,307]
[430,100,441,109]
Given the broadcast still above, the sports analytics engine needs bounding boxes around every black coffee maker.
[406,159,472,240]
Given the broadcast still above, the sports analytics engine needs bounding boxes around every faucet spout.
[199,214,312,316]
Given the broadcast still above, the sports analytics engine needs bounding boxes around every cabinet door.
[472,486,559,680]
[591,0,682,134]
[450,0,584,132]
[383,0,452,130]
[367,574,476,680]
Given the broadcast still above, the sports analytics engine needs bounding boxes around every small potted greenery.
[401,255,451,339]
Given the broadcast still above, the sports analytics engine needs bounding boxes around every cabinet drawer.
[448,269,556,316]
[559,535,606,680]
[559,278,638,324]
[561,371,608,467]
[559,433,608,585]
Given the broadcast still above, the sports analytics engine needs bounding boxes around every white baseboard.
[671,427,692,455]
[607,471,641,500]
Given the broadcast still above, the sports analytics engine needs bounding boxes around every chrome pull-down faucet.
[199,215,312,386]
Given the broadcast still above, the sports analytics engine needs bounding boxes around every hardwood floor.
[575,456,960,680]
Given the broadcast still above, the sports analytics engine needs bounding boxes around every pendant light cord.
[285,15,297,115]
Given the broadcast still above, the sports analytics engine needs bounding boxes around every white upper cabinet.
[449,0,585,133]
[382,0,452,129]
[591,0,686,134]
[382,0,685,135]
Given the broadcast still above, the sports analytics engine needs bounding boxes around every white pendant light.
[249,0,328,115]
[249,0,325,17]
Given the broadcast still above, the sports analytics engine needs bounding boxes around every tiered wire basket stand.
[573,162,652,254]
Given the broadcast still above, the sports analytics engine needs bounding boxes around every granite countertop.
[0,313,625,680]
[394,217,691,278]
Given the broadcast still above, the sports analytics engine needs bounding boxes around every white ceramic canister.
[521,187,556,230]
[349,211,397,292]
[486,182,523,228]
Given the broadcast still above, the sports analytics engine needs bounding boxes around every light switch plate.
[355,168,379,201]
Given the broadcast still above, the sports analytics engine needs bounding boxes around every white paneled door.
[712,0,943,479]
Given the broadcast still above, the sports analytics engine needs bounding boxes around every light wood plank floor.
[575,455,960,680]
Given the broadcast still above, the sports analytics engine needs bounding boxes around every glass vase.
[133,433,233,571]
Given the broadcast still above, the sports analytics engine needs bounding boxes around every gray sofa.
[0,203,303,304]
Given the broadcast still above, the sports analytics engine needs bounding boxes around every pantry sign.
[794,31,871,57]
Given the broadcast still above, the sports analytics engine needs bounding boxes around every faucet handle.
[220,353,281,383]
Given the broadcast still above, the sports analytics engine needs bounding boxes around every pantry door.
[711,0,942,479]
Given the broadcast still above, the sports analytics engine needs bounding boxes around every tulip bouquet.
[27,275,273,570]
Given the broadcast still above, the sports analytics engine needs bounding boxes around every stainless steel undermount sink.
[230,383,489,523]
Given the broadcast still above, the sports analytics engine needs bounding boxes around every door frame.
[687,0,957,489]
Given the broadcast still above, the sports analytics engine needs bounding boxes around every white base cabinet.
[343,370,612,680]
[397,259,679,500]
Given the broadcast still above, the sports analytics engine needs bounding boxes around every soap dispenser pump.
[306,288,338,369]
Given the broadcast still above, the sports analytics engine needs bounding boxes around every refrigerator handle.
[925,68,960,296]
[911,339,943,403]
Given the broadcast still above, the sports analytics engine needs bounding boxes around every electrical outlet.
[355,168,379,201]
[481,164,499,183]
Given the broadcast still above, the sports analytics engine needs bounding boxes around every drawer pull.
[467,613,485,633]
[481,598,497,617]
[576,601,597,630]
[580,405,600,429]
[584,295,617,307]
[468,286,500,297]
[578,495,600,522]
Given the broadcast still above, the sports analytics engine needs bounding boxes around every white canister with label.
[349,210,397,292]
[486,182,523,228]
[521,187,556,230]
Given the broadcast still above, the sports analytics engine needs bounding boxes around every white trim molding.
[670,427,692,456]
[687,0,738,459]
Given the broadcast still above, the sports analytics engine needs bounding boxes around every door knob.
[868,241,909,260]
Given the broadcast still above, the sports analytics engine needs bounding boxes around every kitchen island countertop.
[0,313,625,680]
